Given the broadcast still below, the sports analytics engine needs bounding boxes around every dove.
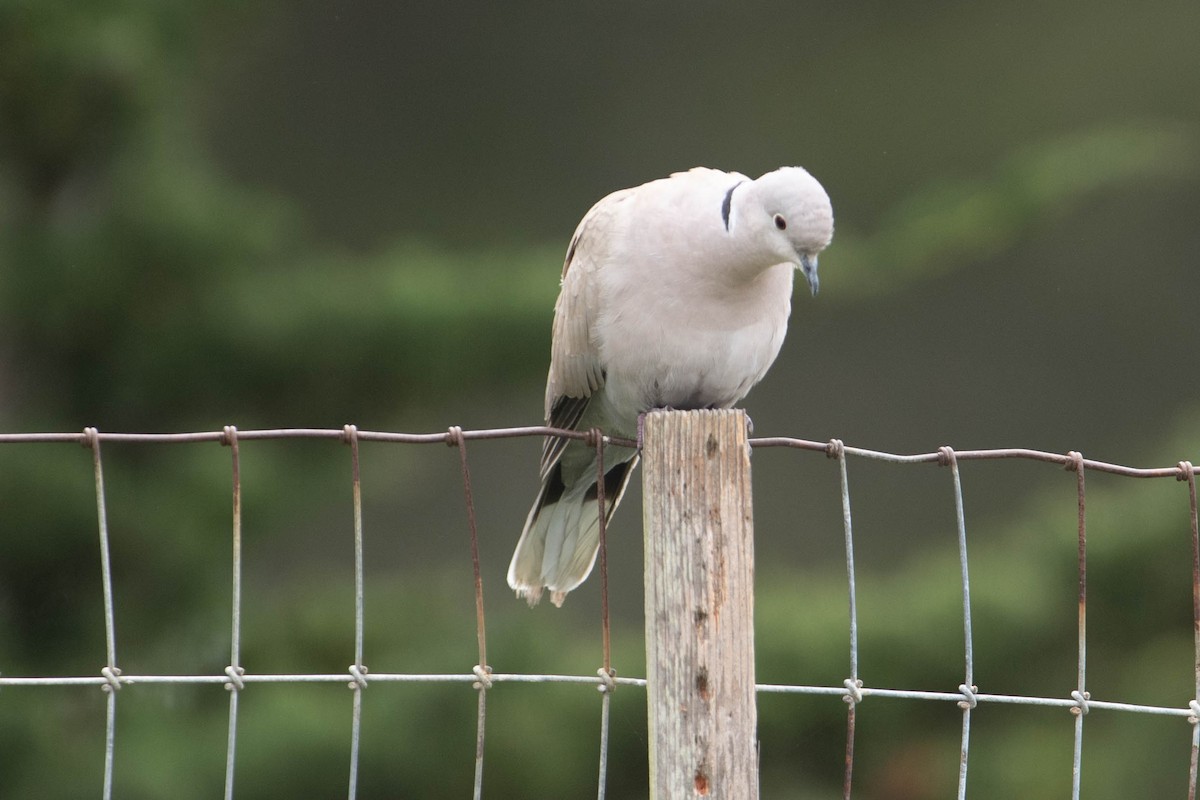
[507,166,833,607]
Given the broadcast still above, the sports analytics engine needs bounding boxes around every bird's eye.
[773,214,787,230]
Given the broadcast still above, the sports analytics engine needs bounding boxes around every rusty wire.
[2,425,1200,798]
[586,426,617,800]
[446,425,492,800]
[1067,451,1089,799]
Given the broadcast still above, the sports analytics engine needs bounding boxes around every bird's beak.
[800,254,819,296]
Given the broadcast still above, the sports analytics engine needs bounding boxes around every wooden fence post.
[642,408,758,799]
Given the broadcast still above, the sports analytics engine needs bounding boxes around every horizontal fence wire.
[1,425,1199,799]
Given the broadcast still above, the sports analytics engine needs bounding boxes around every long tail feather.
[508,455,640,607]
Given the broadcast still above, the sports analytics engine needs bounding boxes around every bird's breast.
[595,263,794,417]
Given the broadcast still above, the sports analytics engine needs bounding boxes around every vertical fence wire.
[1068,452,1089,800]
[448,427,491,800]
[590,429,615,800]
[827,439,861,800]
[592,430,611,678]
[221,426,245,800]
[84,428,121,800]
[939,447,976,800]
[1183,461,1199,800]
[596,675,613,800]
[344,425,367,800]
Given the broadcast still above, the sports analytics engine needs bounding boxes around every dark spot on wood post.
[705,433,719,458]
[696,666,710,701]
[694,767,709,795]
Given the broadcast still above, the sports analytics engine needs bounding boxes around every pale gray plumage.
[507,166,834,607]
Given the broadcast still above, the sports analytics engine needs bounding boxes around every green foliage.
[831,123,1199,297]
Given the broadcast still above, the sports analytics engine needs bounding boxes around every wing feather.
[539,188,633,477]
[544,190,629,416]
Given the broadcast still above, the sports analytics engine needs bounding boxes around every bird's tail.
[507,456,639,607]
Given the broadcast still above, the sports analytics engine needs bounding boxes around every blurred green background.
[2,0,1199,797]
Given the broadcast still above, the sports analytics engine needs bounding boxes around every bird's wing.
[539,188,631,479]
[539,395,588,479]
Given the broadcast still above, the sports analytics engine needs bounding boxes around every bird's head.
[748,166,833,296]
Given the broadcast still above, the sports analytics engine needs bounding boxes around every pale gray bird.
[507,166,834,607]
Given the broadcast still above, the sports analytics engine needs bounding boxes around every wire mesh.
[2,425,1198,798]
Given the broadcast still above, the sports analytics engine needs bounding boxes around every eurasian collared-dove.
[507,166,834,607]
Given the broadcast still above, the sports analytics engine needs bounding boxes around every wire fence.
[1,424,1199,799]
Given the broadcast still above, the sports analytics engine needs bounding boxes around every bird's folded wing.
[539,395,590,479]
[539,189,630,478]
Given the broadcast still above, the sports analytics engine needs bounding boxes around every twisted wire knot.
[1178,461,1195,482]
[957,683,978,710]
[341,424,358,445]
[843,677,864,705]
[826,438,844,460]
[82,427,99,450]
[224,665,246,692]
[1189,699,1200,724]
[220,425,238,447]
[597,667,617,695]
[583,428,605,449]
[1070,689,1090,716]
[445,426,464,448]
[1065,451,1084,473]
[348,664,369,690]
[472,664,493,690]
[938,446,956,467]
[100,666,123,693]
